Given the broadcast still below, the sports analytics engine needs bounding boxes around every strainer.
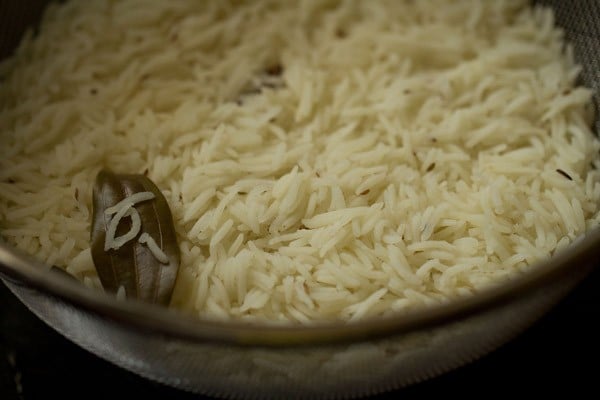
[1,1,599,398]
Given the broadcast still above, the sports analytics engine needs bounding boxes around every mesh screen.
[0,0,49,61]
[536,0,600,130]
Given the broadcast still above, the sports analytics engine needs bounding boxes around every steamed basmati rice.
[1,0,600,323]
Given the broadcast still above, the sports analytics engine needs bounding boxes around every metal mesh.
[1,2,600,397]
[0,0,49,60]
[535,0,600,130]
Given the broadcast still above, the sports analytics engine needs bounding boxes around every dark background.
[1,266,599,400]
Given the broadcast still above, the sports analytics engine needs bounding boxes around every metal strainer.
[1,1,599,398]
[545,0,600,131]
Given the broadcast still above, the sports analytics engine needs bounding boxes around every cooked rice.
[1,0,600,323]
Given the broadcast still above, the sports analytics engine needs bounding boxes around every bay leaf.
[90,170,180,305]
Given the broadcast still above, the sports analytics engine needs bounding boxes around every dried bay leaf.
[91,170,180,305]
